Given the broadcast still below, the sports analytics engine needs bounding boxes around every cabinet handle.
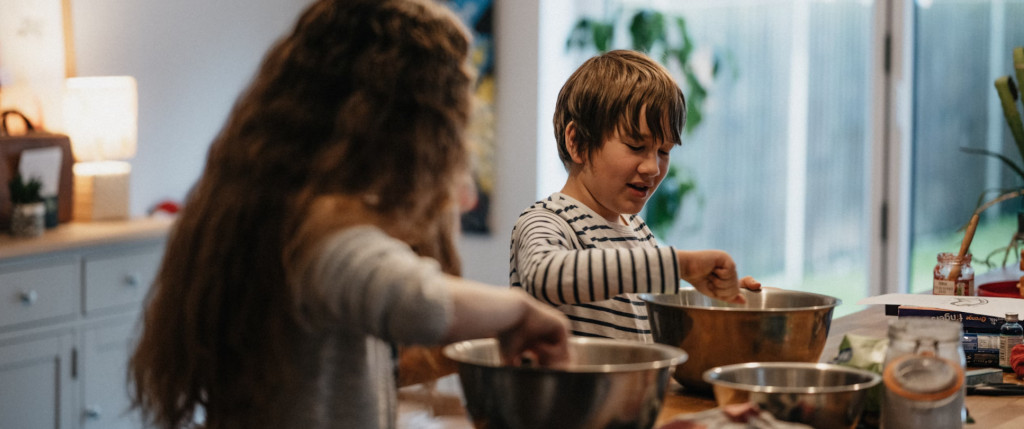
[124,274,140,287]
[19,290,38,305]
[84,406,102,419]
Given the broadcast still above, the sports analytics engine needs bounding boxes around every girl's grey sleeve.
[303,226,453,345]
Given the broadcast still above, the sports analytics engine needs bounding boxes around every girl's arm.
[443,277,570,366]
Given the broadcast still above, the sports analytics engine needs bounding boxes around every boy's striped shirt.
[509,193,680,342]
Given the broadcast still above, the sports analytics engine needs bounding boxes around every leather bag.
[0,110,75,229]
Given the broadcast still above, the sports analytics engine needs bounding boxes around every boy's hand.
[740,276,762,293]
[676,250,758,304]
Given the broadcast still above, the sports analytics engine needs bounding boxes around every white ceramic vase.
[10,202,45,238]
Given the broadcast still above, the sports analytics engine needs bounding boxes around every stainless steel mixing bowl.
[703,362,882,429]
[442,337,687,429]
[641,287,840,391]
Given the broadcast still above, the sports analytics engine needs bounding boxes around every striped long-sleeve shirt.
[509,192,680,342]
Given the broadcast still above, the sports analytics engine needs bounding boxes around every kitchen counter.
[654,305,1024,428]
[400,304,1024,428]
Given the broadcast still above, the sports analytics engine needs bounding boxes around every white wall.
[70,0,314,216]
[458,0,584,285]
[68,0,572,285]
[456,0,543,285]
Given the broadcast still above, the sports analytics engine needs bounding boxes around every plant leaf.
[593,21,615,52]
[960,146,1024,183]
[566,19,593,50]
[629,9,666,53]
[995,76,1024,154]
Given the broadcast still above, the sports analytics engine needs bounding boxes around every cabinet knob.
[19,290,38,305]
[123,274,140,287]
[84,406,102,419]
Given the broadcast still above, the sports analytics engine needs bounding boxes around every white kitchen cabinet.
[0,332,75,429]
[0,218,171,429]
[80,319,144,429]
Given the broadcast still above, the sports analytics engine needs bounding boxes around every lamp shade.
[63,76,138,162]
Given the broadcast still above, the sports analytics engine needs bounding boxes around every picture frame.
[444,0,495,234]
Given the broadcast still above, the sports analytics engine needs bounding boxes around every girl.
[129,1,570,428]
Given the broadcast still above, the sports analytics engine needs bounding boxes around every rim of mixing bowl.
[442,337,688,373]
[639,287,841,312]
[702,362,882,394]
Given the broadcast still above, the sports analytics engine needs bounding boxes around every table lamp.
[63,76,137,221]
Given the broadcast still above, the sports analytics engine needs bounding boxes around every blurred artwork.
[0,0,70,131]
[443,0,494,234]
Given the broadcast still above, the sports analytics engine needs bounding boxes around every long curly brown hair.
[128,0,472,427]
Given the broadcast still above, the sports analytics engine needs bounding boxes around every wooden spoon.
[947,213,980,281]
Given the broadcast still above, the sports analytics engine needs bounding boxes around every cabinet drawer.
[84,246,161,314]
[0,261,80,330]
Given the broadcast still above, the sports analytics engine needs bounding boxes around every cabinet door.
[0,333,75,429]
[80,321,145,429]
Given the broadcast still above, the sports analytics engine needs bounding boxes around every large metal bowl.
[442,337,687,429]
[641,287,839,391]
[703,362,882,429]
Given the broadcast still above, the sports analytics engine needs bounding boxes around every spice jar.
[881,318,965,429]
[933,252,974,296]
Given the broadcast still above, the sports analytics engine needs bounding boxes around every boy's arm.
[511,210,679,305]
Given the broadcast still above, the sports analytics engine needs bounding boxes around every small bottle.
[1000,313,1023,371]
[933,252,974,296]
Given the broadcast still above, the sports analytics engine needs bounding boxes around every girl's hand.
[498,293,571,368]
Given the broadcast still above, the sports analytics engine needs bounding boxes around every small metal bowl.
[703,362,882,429]
[443,337,687,429]
[641,287,840,391]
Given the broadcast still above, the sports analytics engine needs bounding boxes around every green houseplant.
[8,173,45,237]
[566,7,730,238]
[961,46,1024,267]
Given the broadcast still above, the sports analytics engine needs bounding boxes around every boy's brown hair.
[553,50,686,171]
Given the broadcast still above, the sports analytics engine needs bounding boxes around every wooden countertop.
[654,305,1024,428]
[399,305,1024,428]
[0,217,173,261]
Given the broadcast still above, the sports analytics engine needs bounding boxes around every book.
[896,305,1006,333]
[963,332,1000,367]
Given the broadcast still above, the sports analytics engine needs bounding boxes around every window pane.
[909,0,1024,293]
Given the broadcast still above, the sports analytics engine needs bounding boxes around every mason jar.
[881,318,965,429]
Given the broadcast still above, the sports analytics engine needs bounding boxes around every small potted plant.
[8,173,45,237]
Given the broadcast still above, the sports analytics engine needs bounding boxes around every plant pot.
[10,202,45,238]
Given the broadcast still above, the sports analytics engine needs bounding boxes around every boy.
[510,50,759,342]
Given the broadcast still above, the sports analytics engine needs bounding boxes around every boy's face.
[563,119,674,224]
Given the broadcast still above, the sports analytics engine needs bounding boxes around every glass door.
[555,0,881,316]
[906,0,1024,293]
